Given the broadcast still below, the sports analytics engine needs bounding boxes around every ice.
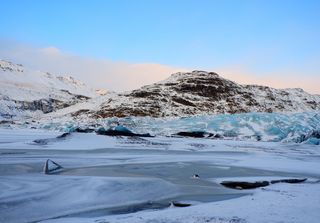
[0,175,178,223]
[0,129,320,223]
[34,112,320,144]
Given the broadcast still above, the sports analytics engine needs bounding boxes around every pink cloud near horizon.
[0,40,319,94]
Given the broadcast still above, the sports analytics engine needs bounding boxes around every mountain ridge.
[0,60,102,118]
[0,60,319,120]
[90,70,320,118]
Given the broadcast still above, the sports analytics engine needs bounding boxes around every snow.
[0,128,319,223]
[90,70,320,117]
[1,63,320,223]
[0,60,105,119]
[0,60,96,101]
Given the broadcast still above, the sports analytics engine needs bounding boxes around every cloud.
[39,46,62,55]
[0,40,188,92]
[216,64,320,95]
[0,40,318,94]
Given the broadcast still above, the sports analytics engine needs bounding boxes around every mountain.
[0,60,102,119]
[89,71,320,118]
[1,61,319,121]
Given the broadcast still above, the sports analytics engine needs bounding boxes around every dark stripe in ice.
[221,178,307,190]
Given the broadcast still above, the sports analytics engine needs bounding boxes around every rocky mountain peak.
[92,70,320,118]
[167,70,219,80]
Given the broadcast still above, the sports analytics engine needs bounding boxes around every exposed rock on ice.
[43,159,63,174]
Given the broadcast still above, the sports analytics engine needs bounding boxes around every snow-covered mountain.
[1,61,320,121]
[0,60,102,119]
[90,71,320,118]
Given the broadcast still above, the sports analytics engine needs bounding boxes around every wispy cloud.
[0,40,188,92]
[0,40,319,94]
[216,64,320,94]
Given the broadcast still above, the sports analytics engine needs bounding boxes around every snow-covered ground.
[0,128,319,223]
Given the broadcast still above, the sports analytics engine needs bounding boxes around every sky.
[0,0,319,93]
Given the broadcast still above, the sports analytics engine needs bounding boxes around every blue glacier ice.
[100,112,320,144]
[40,112,320,144]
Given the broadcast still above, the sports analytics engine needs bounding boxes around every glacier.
[36,112,320,145]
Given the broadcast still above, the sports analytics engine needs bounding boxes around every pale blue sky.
[1,0,319,92]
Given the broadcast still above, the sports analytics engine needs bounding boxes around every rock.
[0,120,15,125]
[214,134,223,139]
[56,132,71,138]
[73,127,95,133]
[90,71,320,118]
[33,139,50,145]
[170,201,191,207]
[192,174,200,179]
[310,130,320,139]
[43,159,63,174]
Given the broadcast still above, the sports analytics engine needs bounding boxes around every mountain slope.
[0,60,101,119]
[1,62,319,121]
[91,71,320,118]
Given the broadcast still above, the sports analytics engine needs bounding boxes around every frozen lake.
[0,129,319,223]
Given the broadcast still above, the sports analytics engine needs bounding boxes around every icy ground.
[0,129,319,223]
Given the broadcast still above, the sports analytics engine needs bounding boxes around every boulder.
[43,159,63,174]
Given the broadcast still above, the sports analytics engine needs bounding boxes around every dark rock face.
[71,109,91,117]
[16,98,69,113]
[13,92,90,114]
[0,120,15,125]
[91,71,320,118]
